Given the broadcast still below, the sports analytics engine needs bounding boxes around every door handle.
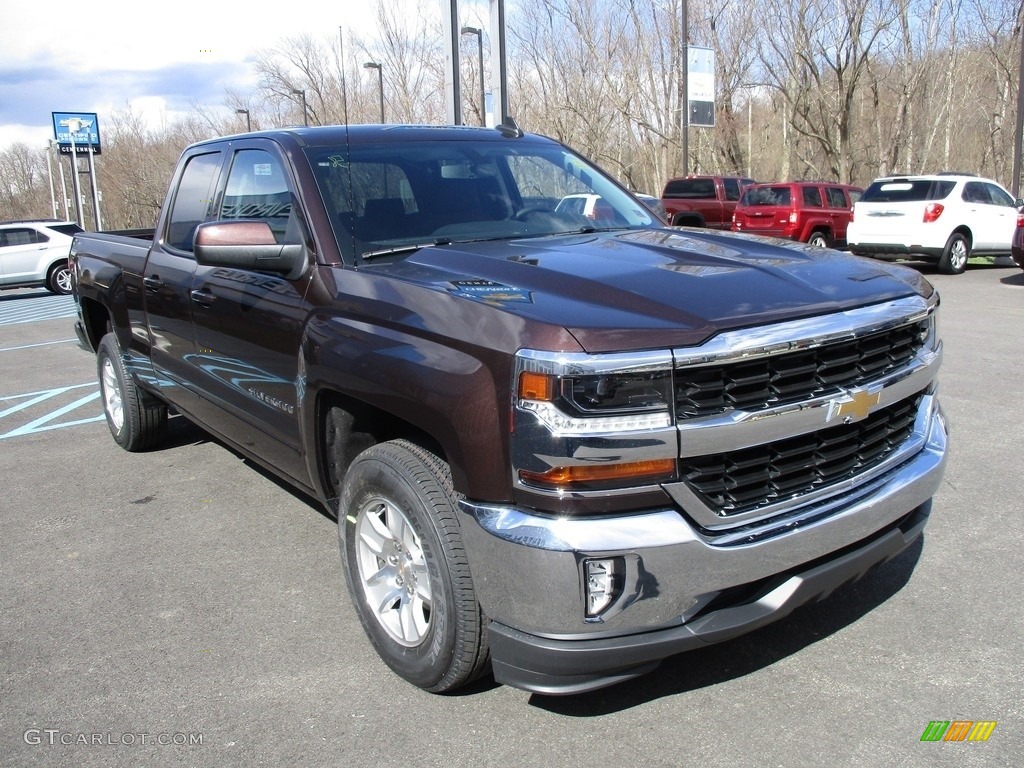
[190,290,215,307]
[143,276,164,292]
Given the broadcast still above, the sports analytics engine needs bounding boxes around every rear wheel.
[97,333,167,451]
[46,262,73,294]
[807,231,831,248]
[338,439,490,692]
[938,232,969,274]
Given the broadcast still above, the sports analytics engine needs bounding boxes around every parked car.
[1012,210,1024,270]
[634,193,668,223]
[846,173,1022,274]
[659,175,756,228]
[0,219,83,294]
[554,193,626,225]
[731,181,862,248]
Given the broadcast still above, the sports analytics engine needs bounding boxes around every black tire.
[97,333,168,451]
[807,231,831,248]
[938,232,969,274]
[46,262,73,294]
[337,439,490,692]
[672,213,706,227]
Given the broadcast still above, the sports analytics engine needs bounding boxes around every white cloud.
[0,0,436,150]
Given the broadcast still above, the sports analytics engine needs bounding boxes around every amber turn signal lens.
[518,371,555,402]
[519,458,676,489]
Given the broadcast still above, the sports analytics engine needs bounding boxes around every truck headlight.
[513,349,677,492]
[516,353,674,433]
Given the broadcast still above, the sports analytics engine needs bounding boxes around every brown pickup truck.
[661,174,755,227]
[71,124,947,695]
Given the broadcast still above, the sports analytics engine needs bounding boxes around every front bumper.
[459,401,946,695]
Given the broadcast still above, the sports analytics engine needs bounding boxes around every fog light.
[585,558,622,618]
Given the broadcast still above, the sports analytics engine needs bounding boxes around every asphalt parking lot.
[2,263,1022,768]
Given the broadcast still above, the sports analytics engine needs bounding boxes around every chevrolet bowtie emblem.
[829,389,881,423]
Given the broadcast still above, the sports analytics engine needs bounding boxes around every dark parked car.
[1012,210,1024,270]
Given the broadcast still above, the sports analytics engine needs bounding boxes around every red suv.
[731,181,863,248]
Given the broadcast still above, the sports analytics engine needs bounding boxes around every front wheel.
[97,333,167,451]
[939,233,969,274]
[338,439,490,692]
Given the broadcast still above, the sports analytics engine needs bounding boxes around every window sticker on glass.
[254,163,273,176]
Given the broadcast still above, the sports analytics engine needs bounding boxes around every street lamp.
[460,26,486,126]
[363,62,385,124]
[44,140,58,219]
[236,108,251,132]
[291,89,309,127]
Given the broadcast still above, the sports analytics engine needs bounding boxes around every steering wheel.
[513,205,555,221]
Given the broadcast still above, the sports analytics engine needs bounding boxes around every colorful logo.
[920,721,997,742]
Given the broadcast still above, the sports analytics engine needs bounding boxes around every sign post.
[67,120,84,227]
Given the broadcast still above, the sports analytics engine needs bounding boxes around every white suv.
[0,219,83,294]
[846,173,1022,274]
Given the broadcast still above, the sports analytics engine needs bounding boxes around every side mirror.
[193,220,305,279]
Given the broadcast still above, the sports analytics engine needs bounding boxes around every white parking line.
[0,338,78,353]
[0,294,77,326]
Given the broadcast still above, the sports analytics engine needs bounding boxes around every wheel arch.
[313,388,448,514]
[672,211,706,227]
[950,224,973,246]
[78,296,112,352]
[807,225,832,240]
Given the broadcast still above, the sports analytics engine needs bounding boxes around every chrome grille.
[680,395,922,517]
[675,320,928,418]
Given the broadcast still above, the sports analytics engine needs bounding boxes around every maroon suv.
[732,181,863,248]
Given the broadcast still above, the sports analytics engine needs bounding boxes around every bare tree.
[0,143,49,220]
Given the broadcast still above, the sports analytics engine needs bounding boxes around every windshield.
[305,138,657,262]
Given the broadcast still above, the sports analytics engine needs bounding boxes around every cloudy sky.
[0,0,415,150]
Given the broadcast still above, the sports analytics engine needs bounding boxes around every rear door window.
[0,227,47,246]
[825,187,849,208]
[801,187,823,207]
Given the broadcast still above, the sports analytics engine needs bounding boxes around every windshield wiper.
[360,238,452,261]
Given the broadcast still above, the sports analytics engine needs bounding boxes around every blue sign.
[52,112,101,153]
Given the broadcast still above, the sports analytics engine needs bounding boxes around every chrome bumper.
[459,401,946,694]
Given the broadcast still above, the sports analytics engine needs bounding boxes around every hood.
[371,228,934,353]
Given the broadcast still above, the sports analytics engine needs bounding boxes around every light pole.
[364,62,385,123]
[461,26,486,126]
[45,140,58,219]
[291,89,309,126]
[236,108,251,132]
